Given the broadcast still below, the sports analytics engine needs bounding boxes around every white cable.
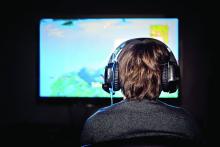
[109,88,114,105]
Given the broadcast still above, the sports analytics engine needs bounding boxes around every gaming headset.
[102,38,180,95]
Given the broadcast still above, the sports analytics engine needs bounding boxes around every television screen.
[39,18,179,99]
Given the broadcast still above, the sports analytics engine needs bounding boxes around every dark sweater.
[81,99,199,145]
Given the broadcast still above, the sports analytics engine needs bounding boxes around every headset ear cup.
[168,64,179,93]
[161,64,169,92]
[102,65,112,93]
[113,62,120,91]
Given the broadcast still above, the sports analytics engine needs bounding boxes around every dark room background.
[1,0,216,146]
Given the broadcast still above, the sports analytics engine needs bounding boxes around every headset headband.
[108,38,176,64]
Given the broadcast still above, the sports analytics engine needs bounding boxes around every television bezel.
[36,14,182,106]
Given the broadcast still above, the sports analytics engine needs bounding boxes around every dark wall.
[1,0,214,146]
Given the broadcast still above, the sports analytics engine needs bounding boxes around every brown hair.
[117,40,169,100]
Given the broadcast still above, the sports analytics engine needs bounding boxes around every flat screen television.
[39,18,179,99]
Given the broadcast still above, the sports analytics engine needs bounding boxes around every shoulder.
[81,100,127,144]
[155,100,192,117]
[84,100,128,128]
[155,100,196,124]
[156,100,201,139]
